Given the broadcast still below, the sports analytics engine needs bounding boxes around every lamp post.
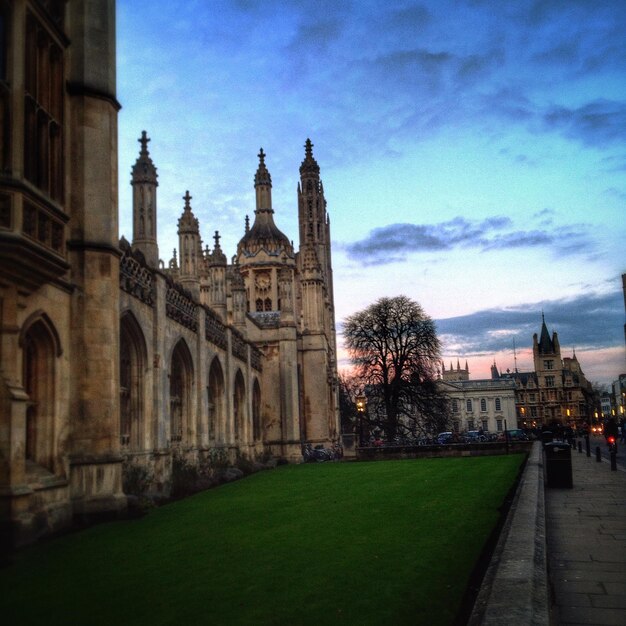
[356,395,366,447]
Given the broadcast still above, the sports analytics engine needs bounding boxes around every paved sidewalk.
[545,442,626,625]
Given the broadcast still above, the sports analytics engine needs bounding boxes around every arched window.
[120,313,147,450]
[170,340,193,444]
[255,298,263,312]
[495,397,502,412]
[480,398,487,412]
[21,315,60,471]
[252,379,261,441]
[208,357,225,442]
[466,399,472,413]
[233,370,246,441]
[264,298,272,311]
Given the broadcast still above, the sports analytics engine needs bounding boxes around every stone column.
[66,0,126,519]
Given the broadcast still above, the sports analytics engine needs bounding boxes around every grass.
[0,454,525,626]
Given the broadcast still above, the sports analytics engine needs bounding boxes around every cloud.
[542,100,626,148]
[436,289,625,358]
[388,5,432,31]
[344,214,593,264]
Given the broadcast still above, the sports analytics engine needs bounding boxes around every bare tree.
[338,370,361,434]
[343,295,449,441]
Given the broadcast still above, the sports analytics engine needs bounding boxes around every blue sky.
[117,0,626,385]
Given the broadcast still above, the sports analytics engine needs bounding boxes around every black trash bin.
[544,442,573,488]
[542,430,553,446]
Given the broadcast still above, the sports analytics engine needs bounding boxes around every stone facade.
[439,362,517,433]
[0,1,339,547]
[503,316,593,428]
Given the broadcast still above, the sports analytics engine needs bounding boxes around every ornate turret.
[237,149,293,258]
[131,131,159,267]
[207,230,227,320]
[297,138,334,318]
[177,190,202,298]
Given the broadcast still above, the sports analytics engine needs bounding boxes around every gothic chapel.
[0,1,339,547]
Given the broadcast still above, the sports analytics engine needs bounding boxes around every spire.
[245,215,250,234]
[538,314,554,354]
[131,130,159,266]
[131,130,158,183]
[210,230,226,264]
[139,130,150,156]
[178,190,199,234]
[491,360,500,379]
[299,138,320,177]
[254,148,272,189]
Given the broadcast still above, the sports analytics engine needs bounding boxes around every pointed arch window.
[255,298,263,312]
[233,370,246,441]
[252,379,261,441]
[264,298,272,311]
[120,313,146,449]
[22,316,60,472]
[208,357,225,442]
[170,341,193,444]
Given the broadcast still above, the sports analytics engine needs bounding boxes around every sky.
[116,0,626,386]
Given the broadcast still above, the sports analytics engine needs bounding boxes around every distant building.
[612,374,626,420]
[439,362,517,433]
[503,316,594,428]
[600,392,612,419]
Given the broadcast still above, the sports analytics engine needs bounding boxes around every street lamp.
[356,395,366,447]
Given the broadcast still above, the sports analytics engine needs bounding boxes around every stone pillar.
[66,0,126,519]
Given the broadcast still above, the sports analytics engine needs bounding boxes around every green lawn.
[0,455,525,626]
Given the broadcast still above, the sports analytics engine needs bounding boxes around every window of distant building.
[496,419,503,432]
[452,399,458,413]
[495,397,501,412]
[480,398,487,412]
[544,360,554,370]
[467,419,474,430]
[481,419,488,431]
[255,298,263,312]
[529,393,536,403]
[531,407,537,417]
[466,399,472,413]
[545,376,555,387]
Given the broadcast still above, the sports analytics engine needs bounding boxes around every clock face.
[255,273,271,290]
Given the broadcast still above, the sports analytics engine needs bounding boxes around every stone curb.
[468,441,549,625]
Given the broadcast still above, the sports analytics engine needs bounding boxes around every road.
[585,434,626,471]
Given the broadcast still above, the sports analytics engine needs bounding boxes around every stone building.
[0,1,339,547]
[504,316,593,428]
[439,361,517,433]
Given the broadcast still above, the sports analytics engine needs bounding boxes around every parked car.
[505,429,529,441]
[464,430,487,443]
[437,431,454,444]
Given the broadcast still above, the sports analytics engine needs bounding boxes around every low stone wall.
[468,440,549,625]
[355,440,533,461]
